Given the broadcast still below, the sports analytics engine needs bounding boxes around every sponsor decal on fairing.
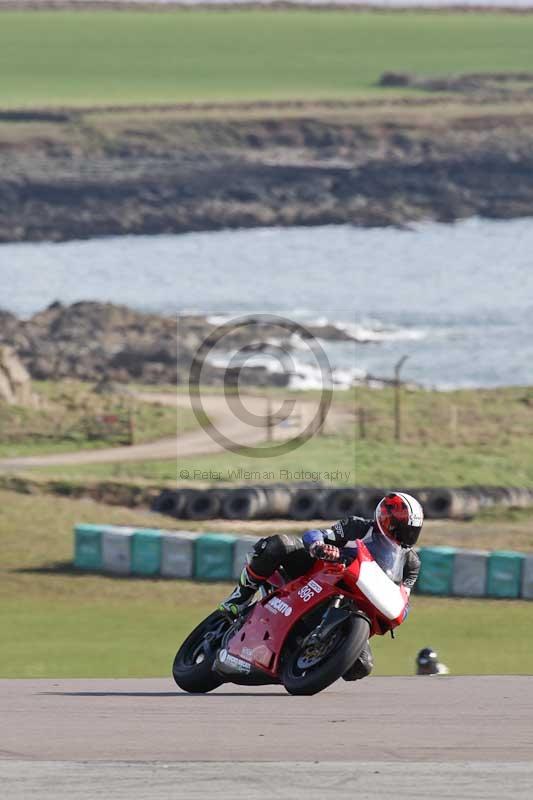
[218,648,251,674]
[266,597,293,617]
[298,579,324,602]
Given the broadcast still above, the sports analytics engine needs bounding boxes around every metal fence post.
[394,355,409,443]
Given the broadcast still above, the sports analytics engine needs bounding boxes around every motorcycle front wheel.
[172,610,230,693]
[282,615,370,696]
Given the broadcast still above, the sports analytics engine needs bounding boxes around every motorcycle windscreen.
[356,559,407,620]
[360,529,407,584]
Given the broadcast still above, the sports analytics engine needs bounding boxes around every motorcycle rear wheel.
[282,615,370,696]
[172,610,229,693]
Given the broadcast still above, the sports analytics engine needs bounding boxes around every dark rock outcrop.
[1,98,533,242]
[0,301,357,385]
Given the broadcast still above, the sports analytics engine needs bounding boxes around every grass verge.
[26,431,356,484]
[14,385,533,486]
[1,489,532,677]
[0,381,197,458]
[3,595,532,678]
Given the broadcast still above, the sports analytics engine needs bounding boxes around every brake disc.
[296,630,340,670]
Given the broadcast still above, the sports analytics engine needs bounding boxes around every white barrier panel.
[102,528,133,575]
[452,550,488,597]
[161,531,200,579]
[521,553,533,600]
[232,535,259,580]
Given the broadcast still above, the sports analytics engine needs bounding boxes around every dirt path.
[0,392,350,470]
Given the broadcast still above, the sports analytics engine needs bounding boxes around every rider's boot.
[218,565,265,618]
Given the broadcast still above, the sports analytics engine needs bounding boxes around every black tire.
[151,489,189,518]
[172,611,229,693]
[357,488,387,519]
[282,615,370,696]
[184,489,222,520]
[321,487,361,520]
[222,486,269,520]
[289,487,326,520]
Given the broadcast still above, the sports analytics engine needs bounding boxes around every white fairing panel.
[356,560,406,620]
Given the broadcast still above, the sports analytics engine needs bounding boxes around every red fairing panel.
[226,563,343,676]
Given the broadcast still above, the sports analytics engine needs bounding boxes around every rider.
[220,491,423,681]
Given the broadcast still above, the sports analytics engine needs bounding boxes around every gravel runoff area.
[1,676,532,798]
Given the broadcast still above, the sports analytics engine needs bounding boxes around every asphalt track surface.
[1,676,533,799]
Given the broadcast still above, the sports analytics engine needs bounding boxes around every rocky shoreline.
[1,93,533,242]
[0,302,360,386]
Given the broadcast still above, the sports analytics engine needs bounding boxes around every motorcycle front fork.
[302,594,347,647]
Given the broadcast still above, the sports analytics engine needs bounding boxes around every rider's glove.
[309,542,340,562]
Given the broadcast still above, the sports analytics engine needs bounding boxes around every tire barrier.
[289,486,326,520]
[184,489,222,521]
[462,486,533,510]
[356,488,387,520]
[73,524,533,600]
[151,488,189,518]
[262,484,293,517]
[321,487,361,520]
[422,488,480,521]
[150,484,533,521]
[222,486,270,520]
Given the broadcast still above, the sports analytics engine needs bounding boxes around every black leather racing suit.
[247,516,421,680]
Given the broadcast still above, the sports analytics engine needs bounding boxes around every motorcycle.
[172,530,411,696]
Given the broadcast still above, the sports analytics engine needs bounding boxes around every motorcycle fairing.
[340,541,409,634]
[220,540,410,680]
[222,561,344,678]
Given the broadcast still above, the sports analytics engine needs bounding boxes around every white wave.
[306,316,330,328]
[338,321,427,344]
[202,311,427,346]
[288,361,366,390]
[206,314,236,326]
[207,347,364,389]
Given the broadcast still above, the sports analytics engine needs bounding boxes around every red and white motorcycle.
[173,530,410,696]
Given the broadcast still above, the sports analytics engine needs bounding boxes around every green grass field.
[24,385,533,487]
[0,382,197,458]
[1,11,533,107]
[1,489,532,678]
[4,594,533,679]
[29,434,533,487]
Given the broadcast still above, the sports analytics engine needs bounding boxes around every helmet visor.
[392,520,422,547]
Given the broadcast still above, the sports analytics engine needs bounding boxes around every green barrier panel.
[131,529,162,576]
[74,524,103,571]
[417,546,456,596]
[194,534,237,581]
[487,551,524,599]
